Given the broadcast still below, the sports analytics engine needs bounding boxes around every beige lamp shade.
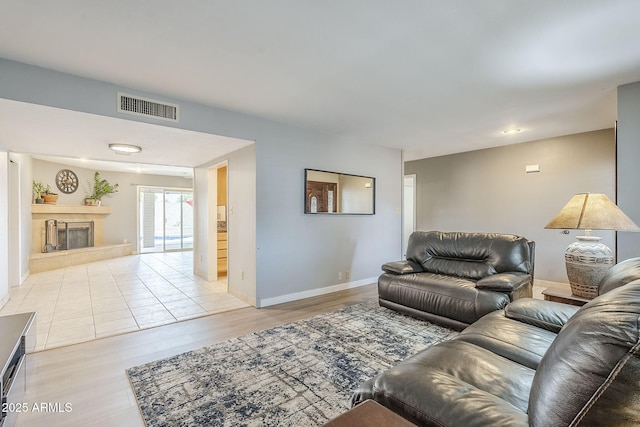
[545,193,640,231]
[546,193,639,298]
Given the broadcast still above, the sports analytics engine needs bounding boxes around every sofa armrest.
[504,298,579,333]
[381,260,422,275]
[476,272,531,292]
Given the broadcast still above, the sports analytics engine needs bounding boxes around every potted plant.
[85,171,118,206]
[32,180,45,204]
[42,184,59,204]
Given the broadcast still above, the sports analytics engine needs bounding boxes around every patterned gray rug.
[127,301,457,426]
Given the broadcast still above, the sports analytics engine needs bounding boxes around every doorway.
[403,174,416,257]
[139,187,194,253]
[215,165,228,278]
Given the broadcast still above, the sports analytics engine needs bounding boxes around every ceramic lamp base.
[564,235,614,298]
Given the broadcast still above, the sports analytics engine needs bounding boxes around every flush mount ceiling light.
[108,143,142,154]
[502,128,522,135]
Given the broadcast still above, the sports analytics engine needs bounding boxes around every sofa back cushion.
[406,231,533,280]
[598,256,640,295]
[528,279,640,427]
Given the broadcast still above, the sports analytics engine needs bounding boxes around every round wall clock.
[55,169,79,194]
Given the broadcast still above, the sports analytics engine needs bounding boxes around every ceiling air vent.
[117,92,179,122]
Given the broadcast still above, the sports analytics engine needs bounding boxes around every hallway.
[0,252,249,351]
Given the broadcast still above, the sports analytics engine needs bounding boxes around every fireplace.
[44,219,94,252]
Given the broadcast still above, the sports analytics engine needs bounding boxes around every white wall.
[0,58,402,307]
[196,145,257,304]
[193,165,211,280]
[617,82,640,260]
[227,146,256,304]
[15,154,32,283]
[0,150,9,305]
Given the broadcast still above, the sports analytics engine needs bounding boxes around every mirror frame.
[304,168,376,215]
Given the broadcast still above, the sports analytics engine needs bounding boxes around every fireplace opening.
[44,219,94,252]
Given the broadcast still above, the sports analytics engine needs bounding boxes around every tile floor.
[0,251,250,351]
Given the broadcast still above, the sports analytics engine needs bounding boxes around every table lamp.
[545,193,640,298]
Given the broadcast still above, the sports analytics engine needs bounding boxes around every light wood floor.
[14,281,556,426]
[14,284,379,427]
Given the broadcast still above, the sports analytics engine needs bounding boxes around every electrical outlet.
[338,272,343,280]
[345,270,350,280]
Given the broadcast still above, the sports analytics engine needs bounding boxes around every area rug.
[126,301,458,426]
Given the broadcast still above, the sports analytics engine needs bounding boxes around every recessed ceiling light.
[502,128,522,135]
[108,143,142,154]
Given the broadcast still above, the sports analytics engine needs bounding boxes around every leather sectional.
[352,257,640,426]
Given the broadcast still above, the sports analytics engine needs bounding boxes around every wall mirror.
[304,169,375,215]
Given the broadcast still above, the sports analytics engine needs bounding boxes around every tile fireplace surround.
[30,204,132,273]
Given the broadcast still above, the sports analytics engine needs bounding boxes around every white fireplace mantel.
[31,204,112,216]
[31,204,112,255]
[29,204,131,273]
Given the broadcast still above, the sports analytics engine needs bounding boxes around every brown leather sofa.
[352,257,640,426]
[379,231,535,330]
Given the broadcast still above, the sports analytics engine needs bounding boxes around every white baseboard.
[20,270,30,286]
[228,287,256,307]
[0,293,9,310]
[257,277,377,308]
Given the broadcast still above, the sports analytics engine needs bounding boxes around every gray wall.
[405,129,616,283]
[617,82,640,259]
[255,136,401,304]
[0,58,402,307]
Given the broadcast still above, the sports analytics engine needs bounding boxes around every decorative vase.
[85,198,101,206]
[564,235,614,298]
[43,194,59,204]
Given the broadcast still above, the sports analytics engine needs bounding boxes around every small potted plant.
[32,180,45,204]
[85,171,118,206]
[42,184,59,204]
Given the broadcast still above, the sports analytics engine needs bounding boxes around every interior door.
[164,190,193,251]
[139,187,193,253]
[403,175,416,257]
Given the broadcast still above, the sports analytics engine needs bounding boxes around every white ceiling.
[1,0,640,166]
[0,99,252,176]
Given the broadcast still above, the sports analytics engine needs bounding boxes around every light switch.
[525,164,540,173]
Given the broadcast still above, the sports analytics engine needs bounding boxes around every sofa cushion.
[453,310,557,369]
[528,279,640,427]
[406,231,533,280]
[476,272,532,292]
[378,272,510,325]
[504,298,579,333]
[381,260,422,275]
[365,340,533,426]
[598,256,640,295]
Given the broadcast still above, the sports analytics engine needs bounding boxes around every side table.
[324,400,416,427]
[1,312,36,427]
[542,287,592,307]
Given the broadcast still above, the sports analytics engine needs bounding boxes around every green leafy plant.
[43,184,57,196]
[32,180,45,200]
[88,171,119,201]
